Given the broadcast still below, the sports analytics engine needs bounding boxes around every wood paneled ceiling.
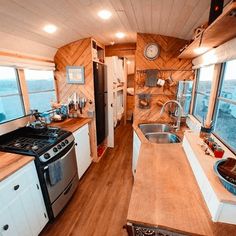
[0,0,230,48]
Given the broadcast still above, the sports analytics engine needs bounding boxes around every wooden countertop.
[184,131,236,204]
[127,123,236,235]
[0,152,34,182]
[50,118,91,133]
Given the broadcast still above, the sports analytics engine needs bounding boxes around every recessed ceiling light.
[98,10,112,20]
[193,47,208,55]
[116,32,125,39]
[43,24,57,34]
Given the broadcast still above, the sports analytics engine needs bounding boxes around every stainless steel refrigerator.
[175,81,193,117]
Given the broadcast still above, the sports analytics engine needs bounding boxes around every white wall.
[0,31,57,60]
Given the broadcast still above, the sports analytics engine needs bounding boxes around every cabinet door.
[20,164,48,235]
[74,124,92,179]
[0,208,18,236]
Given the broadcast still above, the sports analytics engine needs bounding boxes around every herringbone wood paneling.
[54,37,98,160]
[134,33,194,122]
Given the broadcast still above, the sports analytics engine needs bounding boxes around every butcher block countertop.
[0,152,34,182]
[50,117,91,133]
[127,122,236,235]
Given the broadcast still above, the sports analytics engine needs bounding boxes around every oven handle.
[43,143,76,171]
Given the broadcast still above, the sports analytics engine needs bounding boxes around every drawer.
[0,162,34,208]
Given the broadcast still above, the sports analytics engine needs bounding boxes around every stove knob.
[65,139,69,144]
[53,147,58,153]
[44,153,51,159]
[57,144,62,150]
[61,142,65,147]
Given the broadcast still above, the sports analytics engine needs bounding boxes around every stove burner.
[14,142,22,148]
[0,126,71,157]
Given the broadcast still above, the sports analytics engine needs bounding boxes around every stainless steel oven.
[42,142,78,218]
[35,134,79,220]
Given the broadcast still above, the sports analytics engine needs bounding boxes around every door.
[93,62,106,145]
[0,208,18,236]
[74,124,91,179]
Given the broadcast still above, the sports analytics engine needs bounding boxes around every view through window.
[214,59,236,152]
[24,69,56,113]
[0,66,25,123]
[193,65,214,122]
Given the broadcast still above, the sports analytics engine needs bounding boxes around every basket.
[214,159,236,195]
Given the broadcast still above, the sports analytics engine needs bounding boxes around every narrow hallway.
[41,122,133,236]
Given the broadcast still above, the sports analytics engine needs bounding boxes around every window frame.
[212,62,236,154]
[0,67,26,124]
[192,66,213,122]
[24,69,57,113]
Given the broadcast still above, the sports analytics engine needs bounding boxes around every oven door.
[43,143,78,203]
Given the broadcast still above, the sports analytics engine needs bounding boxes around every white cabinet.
[74,124,91,179]
[0,161,48,236]
[132,131,141,175]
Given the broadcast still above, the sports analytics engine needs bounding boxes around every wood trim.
[105,43,136,57]
[0,51,54,63]
[17,69,30,114]
[205,64,222,127]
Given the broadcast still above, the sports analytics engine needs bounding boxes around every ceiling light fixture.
[116,32,125,39]
[110,41,115,45]
[43,24,57,34]
[98,10,112,20]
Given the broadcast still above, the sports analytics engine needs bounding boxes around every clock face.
[144,43,160,60]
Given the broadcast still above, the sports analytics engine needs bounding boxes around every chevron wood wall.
[134,33,194,122]
[54,37,98,160]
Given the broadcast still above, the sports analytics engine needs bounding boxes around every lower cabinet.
[0,161,48,236]
[73,124,92,179]
[127,223,186,236]
[132,130,141,175]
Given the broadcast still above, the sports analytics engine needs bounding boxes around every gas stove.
[0,126,72,158]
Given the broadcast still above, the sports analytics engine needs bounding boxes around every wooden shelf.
[179,2,236,59]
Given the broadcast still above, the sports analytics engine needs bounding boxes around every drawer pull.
[3,224,9,231]
[14,185,20,191]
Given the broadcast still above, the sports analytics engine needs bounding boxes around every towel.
[48,159,63,186]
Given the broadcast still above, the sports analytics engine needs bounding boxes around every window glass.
[193,65,214,122]
[214,59,236,153]
[0,66,25,123]
[24,69,56,112]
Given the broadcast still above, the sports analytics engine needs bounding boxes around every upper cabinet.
[179,2,236,59]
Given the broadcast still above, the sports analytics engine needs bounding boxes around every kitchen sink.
[145,132,181,144]
[138,123,171,135]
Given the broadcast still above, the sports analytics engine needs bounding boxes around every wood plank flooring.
[40,123,133,236]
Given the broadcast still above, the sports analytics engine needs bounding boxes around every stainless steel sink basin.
[145,132,181,144]
[138,123,171,135]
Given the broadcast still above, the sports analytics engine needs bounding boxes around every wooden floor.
[40,122,133,236]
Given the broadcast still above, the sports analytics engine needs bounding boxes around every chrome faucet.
[159,100,183,131]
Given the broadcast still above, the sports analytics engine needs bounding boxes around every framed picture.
[66,66,85,84]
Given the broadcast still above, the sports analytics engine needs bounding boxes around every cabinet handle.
[3,224,9,231]
[75,143,78,146]
[13,184,20,191]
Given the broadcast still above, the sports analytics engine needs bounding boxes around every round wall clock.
[144,43,160,60]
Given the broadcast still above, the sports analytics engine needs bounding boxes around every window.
[213,59,236,153]
[0,66,25,123]
[193,65,214,122]
[24,69,56,112]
